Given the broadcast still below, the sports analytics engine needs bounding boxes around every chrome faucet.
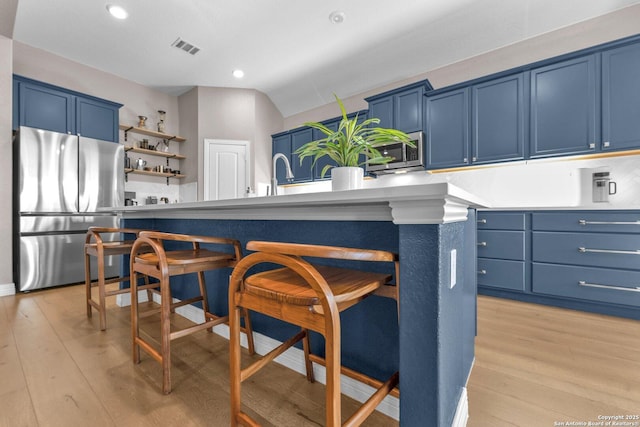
[271,153,294,195]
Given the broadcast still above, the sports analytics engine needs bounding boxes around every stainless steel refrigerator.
[14,126,124,291]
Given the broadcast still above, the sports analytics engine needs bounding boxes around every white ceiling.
[11,0,640,117]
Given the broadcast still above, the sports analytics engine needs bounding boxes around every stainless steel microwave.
[366,131,425,175]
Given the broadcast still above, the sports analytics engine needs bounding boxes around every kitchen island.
[112,182,486,427]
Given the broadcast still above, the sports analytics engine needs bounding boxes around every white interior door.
[204,139,249,200]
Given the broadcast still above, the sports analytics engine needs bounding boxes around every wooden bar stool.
[130,231,255,394]
[229,241,400,427]
[85,227,156,331]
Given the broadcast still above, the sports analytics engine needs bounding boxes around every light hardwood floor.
[1,285,638,426]
[468,295,640,427]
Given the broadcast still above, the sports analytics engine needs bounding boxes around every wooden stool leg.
[144,275,153,303]
[131,264,141,365]
[302,329,315,383]
[325,320,342,427]
[97,249,107,331]
[197,271,212,331]
[161,274,172,394]
[85,250,92,318]
[242,308,255,355]
[229,301,242,426]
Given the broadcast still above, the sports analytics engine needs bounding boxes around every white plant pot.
[331,167,364,191]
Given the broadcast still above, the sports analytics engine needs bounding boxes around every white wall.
[283,4,640,129]
[0,35,14,293]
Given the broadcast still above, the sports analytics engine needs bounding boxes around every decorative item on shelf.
[137,115,148,128]
[157,110,166,133]
[139,139,149,149]
[294,94,414,191]
[135,158,146,170]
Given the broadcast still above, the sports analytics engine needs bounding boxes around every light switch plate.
[450,249,457,289]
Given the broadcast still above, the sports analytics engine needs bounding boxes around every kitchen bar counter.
[112,182,485,224]
[116,183,486,427]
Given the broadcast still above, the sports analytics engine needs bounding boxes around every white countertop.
[110,182,488,225]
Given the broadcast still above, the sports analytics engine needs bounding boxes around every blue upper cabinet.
[472,73,526,164]
[76,96,120,142]
[394,87,423,133]
[602,41,640,152]
[272,133,292,184]
[18,80,74,134]
[312,119,339,180]
[529,55,599,158]
[425,88,470,169]
[365,82,428,133]
[290,127,314,183]
[14,75,122,142]
[368,97,393,129]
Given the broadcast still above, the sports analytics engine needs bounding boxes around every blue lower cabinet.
[532,211,640,233]
[532,231,640,270]
[478,258,526,291]
[478,210,640,318]
[477,212,526,230]
[533,263,640,307]
[477,230,526,260]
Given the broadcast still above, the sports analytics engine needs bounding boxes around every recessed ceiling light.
[329,10,346,24]
[106,4,128,20]
[232,69,245,79]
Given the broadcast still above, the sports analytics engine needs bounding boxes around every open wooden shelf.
[125,146,186,160]
[125,168,185,179]
[119,124,186,142]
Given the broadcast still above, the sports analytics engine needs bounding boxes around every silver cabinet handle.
[589,143,595,149]
[603,141,610,148]
[477,241,487,247]
[477,269,487,275]
[477,219,487,224]
[578,280,640,293]
[579,219,640,226]
[578,247,640,255]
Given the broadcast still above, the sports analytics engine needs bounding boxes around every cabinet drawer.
[477,230,526,260]
[477,212,526,230]
[478,258,525,291]
[532,212,640,233]
[533,263,640,307]
[532,231,640,269]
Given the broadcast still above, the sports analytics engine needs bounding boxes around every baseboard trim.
[452,387,469,427]
[117,292,400,420]
[0,283,16,297]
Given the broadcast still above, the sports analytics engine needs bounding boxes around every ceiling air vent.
[171,37,200,55]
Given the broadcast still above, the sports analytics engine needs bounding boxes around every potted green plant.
[294,95,415,190]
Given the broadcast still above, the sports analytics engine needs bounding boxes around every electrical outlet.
[450,249,457,289]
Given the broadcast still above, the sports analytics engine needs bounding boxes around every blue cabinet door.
[472,73,525,163]
[394,87,423,133]
[530,55,598,158]
[425,88,470,169]
[313,120,339,180]
[602,41,640,151]
[291,128,313,183]
[18,81,74,134]
[368,97,393,129]
[272,134,292,184]
[76,97,120,142]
